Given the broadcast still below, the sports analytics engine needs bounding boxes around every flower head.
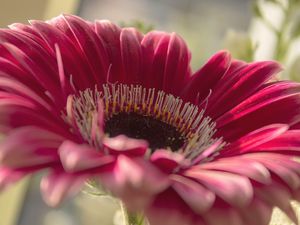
[1,14,300,225]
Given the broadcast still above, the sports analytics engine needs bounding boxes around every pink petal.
[141,32,191,95]
[150,149,187,173]
[103,135,148,156]
[171,174,215,213]
[238,198,273,225]
[0,56,52,103]
[0,76,52,111]
[180,51,231,103]
[216,93,300,142]
[120,28,143,84]
[146,207,194,225]
[58,140,114,172]
[0,40,64,107]
[28,20,93,89]
[220,123,288,156]
[41,169,87,206]
[242,153,300,190]
[224,59,247,76]
[206,61,282,119]
[203,208,244,225]
[100,155,170,210]
[161,33,191,95]
[255,184,298,224]
[0,104,71,137]
[0,167,26,190]
[94,20,122,83]
[256,130,300,152]
[110,155,169,192]
[50,15,110,85]
[199,157,271,184]
[0,126,63,167]
[185,169,253,207]
[217,81,300,127]
[192,140,224,164]
[145,188,199,225]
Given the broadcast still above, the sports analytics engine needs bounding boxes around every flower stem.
[120,201,144,225]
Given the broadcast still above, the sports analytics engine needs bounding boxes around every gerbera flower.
[1,14,300,225]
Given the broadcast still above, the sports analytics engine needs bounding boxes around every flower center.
[64,84,224,160]
[104,112,186,151]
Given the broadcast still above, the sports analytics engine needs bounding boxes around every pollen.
[64,84,224,161]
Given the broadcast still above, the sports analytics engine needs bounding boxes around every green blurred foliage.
[119,20,154,34]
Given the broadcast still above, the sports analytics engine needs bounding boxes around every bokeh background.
[1,0,300,225]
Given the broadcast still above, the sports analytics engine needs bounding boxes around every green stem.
[120,201,144,225]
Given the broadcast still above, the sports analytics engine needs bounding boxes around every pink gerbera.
[1,14,300,225]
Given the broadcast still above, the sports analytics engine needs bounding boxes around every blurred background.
[1,0,300,225]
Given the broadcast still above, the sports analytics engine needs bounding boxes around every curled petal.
[41,169,87,207]
[58,140,114,172]
[103,135,148,156]
[150,149,187,173]
[185,169,253,207]
[100,155,170,210]
[171,174,215,213]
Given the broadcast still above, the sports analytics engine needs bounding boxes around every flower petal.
[0,167,26,190]
[185,169,253,207]
[150,149,186,173]
[203,208,244,225]
[120,28,143,84]
[171,174,215,213]
[26,20,94,89]
[216,86,300,141]
[0,126,62,167]
[255,184,298,224]
[180,50,231,103]
[141,32,191,95]
[95,20,122,83]
[100,155,169,210]
[50,15,110,85]
[199,157,271,184]
[256,130,300,152]
[217,81,300,128]
[238,198,272,225]
[103,135,148,156]
[41,169,87,207]
[220,123,289,156]
[58,140,114,172]
[242,153,300,190]
[206,61,281,119]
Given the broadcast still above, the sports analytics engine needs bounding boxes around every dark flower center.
[104,112,186,151]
